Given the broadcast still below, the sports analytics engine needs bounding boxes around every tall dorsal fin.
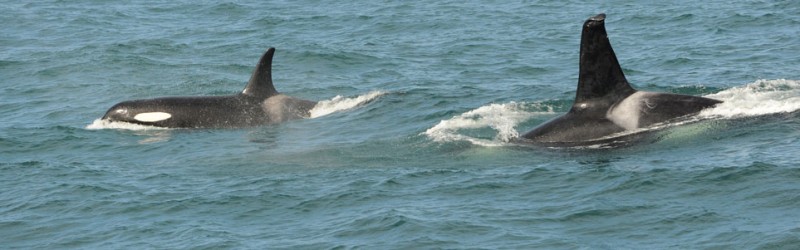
[242,47,279,98]
[574,13,634,106]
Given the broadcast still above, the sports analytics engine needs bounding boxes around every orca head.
[572,13,635,115]
[102,100,173,125]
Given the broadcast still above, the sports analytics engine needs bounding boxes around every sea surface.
[2,0,800,249]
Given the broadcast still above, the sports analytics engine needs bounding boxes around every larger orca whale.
[101,48,317,128]
[519,14,722,146]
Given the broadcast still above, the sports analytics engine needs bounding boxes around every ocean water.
[2,0,800,248]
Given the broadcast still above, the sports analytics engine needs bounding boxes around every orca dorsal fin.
[242,47,279,98]
[574,14,635,106]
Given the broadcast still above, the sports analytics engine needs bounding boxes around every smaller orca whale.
[519,14,722,146]
[102,48,317,128]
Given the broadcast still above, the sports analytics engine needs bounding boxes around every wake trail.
[309,91,386,118]
[699,79,800,119]
[424,102,555,147]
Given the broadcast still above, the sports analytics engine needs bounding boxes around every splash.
[424,102,554,147]
[309,91,386,118]
[85,119,171,130]
[700,79,800,118]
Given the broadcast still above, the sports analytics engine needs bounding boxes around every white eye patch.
[134,112,172,122]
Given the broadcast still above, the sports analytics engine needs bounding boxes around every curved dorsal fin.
[242,47,279,98]
[574,14,635,106]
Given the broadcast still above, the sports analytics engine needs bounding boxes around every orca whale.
[101,48,317,128]
[519,14,722,146]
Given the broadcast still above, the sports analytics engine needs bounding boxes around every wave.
[309,91,386,118]
[423,102,554,147]
[85,91,386,130]
[699,79,800,118]
[85,119,170,131]
[426,79,800,147]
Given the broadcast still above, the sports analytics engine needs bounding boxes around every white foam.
[700,79,800,119]
[424,102,554,147]
[85,119,171,131]
[309,91,386,118]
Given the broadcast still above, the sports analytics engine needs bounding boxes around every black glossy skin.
[102,48,317,128]
[520,14,722,145]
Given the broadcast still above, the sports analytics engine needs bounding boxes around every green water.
[2,1,800,248]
